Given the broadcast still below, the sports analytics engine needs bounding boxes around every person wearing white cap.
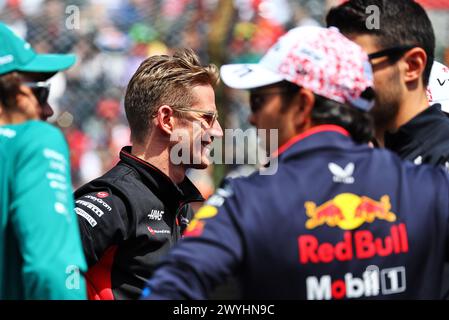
[141,26,449,300]
[427,61,449,114]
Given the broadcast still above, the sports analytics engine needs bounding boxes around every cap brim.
[18,53,76,74]
[220,64,284,90]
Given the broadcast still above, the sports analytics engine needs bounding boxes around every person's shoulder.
[219,168,278,202]
[417,107,449,163]
[27,120,65,141]
[79,161,137,190]
[0,124,19,153]
[74,176,134,226]
[429,104,449,130]
[74,162,137,208]
[1,121,67,161]
[9,120,60,134]
[2,121,65,147]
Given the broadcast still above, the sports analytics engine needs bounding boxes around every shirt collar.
[384,104,445,153]
[272,125,352,160]
[119,146,204,205]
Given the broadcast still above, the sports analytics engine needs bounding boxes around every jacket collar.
[384,104,445,154]
[119,146,204,205]
[273,125,360,162]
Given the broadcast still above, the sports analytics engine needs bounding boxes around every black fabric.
[385,104,449,165]
[74,146,204,300]
[385,104,449,299]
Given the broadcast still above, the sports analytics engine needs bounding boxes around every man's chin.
[185,163,209,170]
[185,157,210,170]
[371,107,397,133]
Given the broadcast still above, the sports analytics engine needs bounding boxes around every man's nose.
[248,113,257,127]
[41,103,54,121]
[210,118,224,138]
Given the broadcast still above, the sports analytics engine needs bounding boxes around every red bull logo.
[298,224,409,264]
[305,193,396,230]
[183,219,205,237]
[183,205,218,238]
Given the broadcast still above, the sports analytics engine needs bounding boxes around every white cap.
[220,26,374,111]
[427,61,449,113]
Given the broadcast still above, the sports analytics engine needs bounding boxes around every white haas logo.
[328,162,355,184]
[148,209,164,221]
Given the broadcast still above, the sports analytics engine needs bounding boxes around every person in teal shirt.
[0,22,87,299]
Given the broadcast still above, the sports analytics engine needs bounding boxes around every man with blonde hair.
[74,48,223,300]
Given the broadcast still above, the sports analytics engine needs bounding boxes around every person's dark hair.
[0,72,22,111]
[326,0,435,86]
[311,95,374,144]
[280,81,374,144]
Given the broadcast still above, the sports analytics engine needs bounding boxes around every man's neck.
[131,140,186,184]
[376,88,430,146]
[0,112,23,125]
[394,89,429,131]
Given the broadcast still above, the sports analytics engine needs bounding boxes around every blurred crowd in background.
[1,0,448,199]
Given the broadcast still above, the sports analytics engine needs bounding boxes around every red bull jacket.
[142,125,449,300]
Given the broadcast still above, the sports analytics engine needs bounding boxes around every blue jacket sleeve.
[142,181,244,299]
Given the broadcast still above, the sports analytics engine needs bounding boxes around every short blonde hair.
[124,48,219,143]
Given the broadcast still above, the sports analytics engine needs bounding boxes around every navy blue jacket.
[143,125,449,300]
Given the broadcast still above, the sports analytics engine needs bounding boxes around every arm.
[142,182,245,299]
[10,124,87,299]
[75,189,129,267]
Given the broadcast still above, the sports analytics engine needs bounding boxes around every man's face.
[248,83,298,150]
[18,81,53,121]
[346,34,403,132]
[173,84,223,169]
[15,73,53,122]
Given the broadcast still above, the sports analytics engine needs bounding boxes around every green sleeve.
[9,123,87,299]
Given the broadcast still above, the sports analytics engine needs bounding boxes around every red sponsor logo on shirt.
[298,223,409,264]
[97,191,109,198]
[147,226,155,235]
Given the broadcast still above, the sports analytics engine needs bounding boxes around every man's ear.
[294,88,315,131]
[17,82,42,106]
[155,105,175,135]
[402,47,427,85]
[14,85,27,108]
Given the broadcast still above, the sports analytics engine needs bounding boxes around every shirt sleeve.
[9,124,87,299]
[75,189,129,267]
[142,181,244,299]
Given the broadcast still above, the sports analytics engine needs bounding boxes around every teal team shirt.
[0,121,87,299]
